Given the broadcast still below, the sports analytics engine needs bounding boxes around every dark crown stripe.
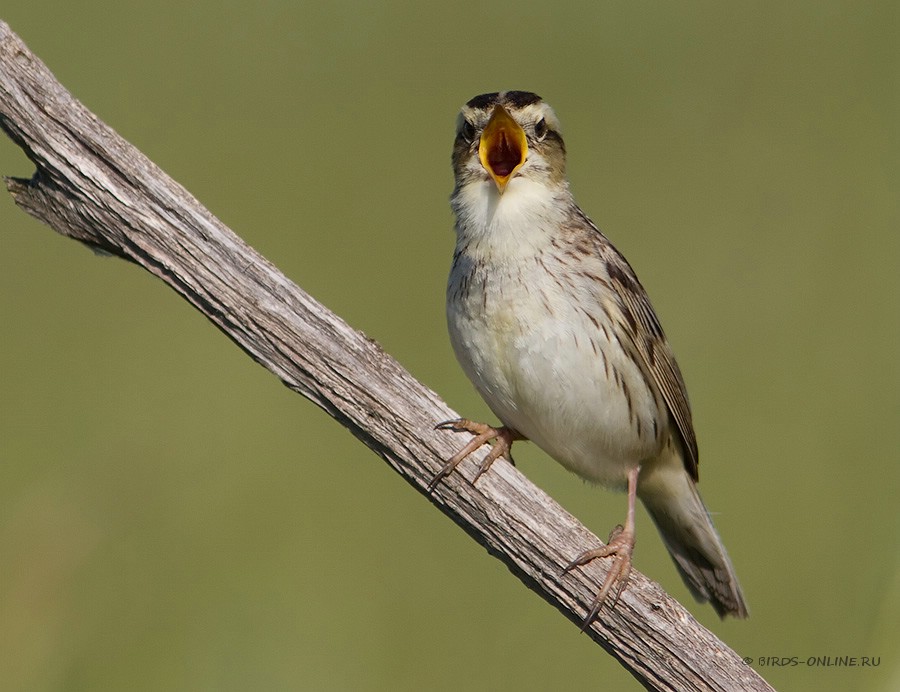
[466,92,500,109]
[503,91,543,108]
[465,91,543,110]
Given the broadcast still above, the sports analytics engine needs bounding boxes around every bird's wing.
[604,247,700,479]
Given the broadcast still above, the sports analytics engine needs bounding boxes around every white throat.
[452,177,571,261]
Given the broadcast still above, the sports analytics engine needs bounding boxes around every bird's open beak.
[479,105,527,193]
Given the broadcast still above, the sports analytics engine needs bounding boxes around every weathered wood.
[0,21,772,692]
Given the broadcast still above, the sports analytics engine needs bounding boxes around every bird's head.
[452,91,567,195]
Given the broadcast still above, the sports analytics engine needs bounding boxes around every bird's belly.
[448,268,664,488]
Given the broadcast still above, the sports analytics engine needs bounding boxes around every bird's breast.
[447,245,666,487]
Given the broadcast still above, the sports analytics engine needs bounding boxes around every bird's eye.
[460,119,476,143]
[534,118,548,141]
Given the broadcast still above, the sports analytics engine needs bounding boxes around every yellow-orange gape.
[431,91,748,627]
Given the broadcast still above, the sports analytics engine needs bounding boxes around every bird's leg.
[429,419,523,492]
[563,465,640,631]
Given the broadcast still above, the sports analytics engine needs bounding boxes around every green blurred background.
[1,3,897,691]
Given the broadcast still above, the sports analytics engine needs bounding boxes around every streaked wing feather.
[606,252,699,479]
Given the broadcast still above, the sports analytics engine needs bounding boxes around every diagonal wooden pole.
[0,22,772,692]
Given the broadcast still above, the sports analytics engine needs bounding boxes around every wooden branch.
[0,22,772,692]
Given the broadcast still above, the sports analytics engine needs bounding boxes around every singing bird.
[431,91,747,624]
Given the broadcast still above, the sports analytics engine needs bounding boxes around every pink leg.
[563,465,640,630]
[429,419,523,492]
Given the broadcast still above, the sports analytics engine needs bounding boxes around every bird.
[430,90,748,625]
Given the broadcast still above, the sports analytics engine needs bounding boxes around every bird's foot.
[429,419,522,491]
[563,524,636,631]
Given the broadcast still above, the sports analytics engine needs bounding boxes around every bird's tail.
[637,459,748,618]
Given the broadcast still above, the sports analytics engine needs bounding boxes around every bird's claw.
[429,420,520,491]
[563,525,635,632]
